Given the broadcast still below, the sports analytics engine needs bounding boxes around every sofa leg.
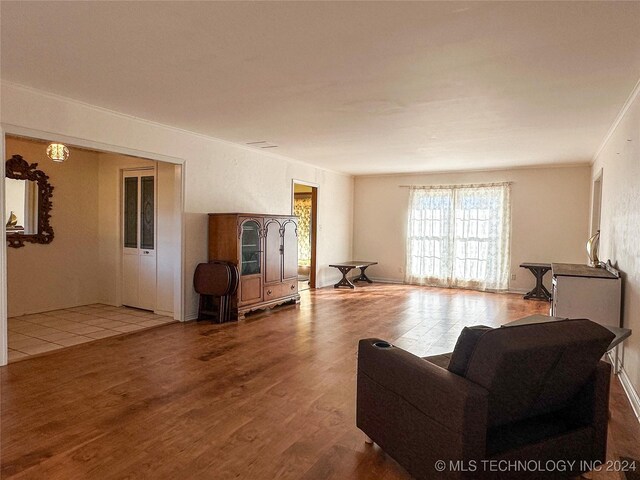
[364,434,374,445]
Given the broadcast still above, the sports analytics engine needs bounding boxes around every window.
[406,183,511,291]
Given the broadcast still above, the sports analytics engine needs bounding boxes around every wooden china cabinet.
[208,213,300,319]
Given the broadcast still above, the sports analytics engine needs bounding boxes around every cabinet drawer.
[264,282,297,300]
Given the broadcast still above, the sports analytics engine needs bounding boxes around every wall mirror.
[5,154,54,248]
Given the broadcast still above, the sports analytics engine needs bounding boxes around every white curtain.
[405,183,511,292]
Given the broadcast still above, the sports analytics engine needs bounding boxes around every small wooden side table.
[520,262,552,301]
[329,261,378,289]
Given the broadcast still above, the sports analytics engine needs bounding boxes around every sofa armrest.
[356,339,489,478]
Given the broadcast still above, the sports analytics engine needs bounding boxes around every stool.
[194,261,239,323]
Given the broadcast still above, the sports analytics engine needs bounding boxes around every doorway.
[591,169,603,234]
[292,181,318,291]
[1,134,184,363]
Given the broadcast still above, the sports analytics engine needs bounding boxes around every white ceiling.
[2,1,640,175]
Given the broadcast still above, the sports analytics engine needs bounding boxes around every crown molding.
[354,161,591,180]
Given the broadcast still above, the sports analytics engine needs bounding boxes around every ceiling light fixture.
[46,143,69,163]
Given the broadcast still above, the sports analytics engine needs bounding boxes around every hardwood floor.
[1,284,638,479]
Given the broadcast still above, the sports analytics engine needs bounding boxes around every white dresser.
[551,263,622,328]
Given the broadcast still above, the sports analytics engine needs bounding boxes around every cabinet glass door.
[241,220,261,275]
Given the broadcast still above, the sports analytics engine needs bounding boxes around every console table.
[551,262,621,328]
[329,261,377,289]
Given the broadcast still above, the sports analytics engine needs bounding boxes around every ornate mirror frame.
[5,154,54,248]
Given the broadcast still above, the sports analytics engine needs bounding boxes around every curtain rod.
[398,181,513,189]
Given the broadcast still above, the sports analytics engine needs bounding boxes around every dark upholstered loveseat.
[356,319,614,479]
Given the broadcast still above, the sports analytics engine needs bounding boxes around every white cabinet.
[551,263,621,328]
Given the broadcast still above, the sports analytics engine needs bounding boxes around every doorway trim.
[591,168,603,235]
[291,179,318,289]
[0,124,187,367]
[0,128,7,366]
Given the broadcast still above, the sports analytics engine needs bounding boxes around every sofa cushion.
[447,325,492,376]
[464,318,614,427]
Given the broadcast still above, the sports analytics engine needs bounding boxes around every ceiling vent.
[246,141,278,149]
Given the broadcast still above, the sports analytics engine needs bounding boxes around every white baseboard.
[508,288,529,295]
[352,280,533,291]
[618,365,640,422]
[10,301,110,317]
[185,311,198,322]
[321,279,533,290]
[368,277,404,284]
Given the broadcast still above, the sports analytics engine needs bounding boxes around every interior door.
[122,169,157,310]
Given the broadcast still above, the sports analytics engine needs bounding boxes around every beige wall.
[353,165,591,292]
[1,83,355,324]
[6,137,100,316]
[591,87,640,412]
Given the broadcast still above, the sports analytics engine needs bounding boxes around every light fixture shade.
[46,143,69,163]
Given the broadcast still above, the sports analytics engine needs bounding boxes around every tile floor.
[8,304,174,362]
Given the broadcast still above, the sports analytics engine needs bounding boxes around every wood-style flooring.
[1,284,639,479]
